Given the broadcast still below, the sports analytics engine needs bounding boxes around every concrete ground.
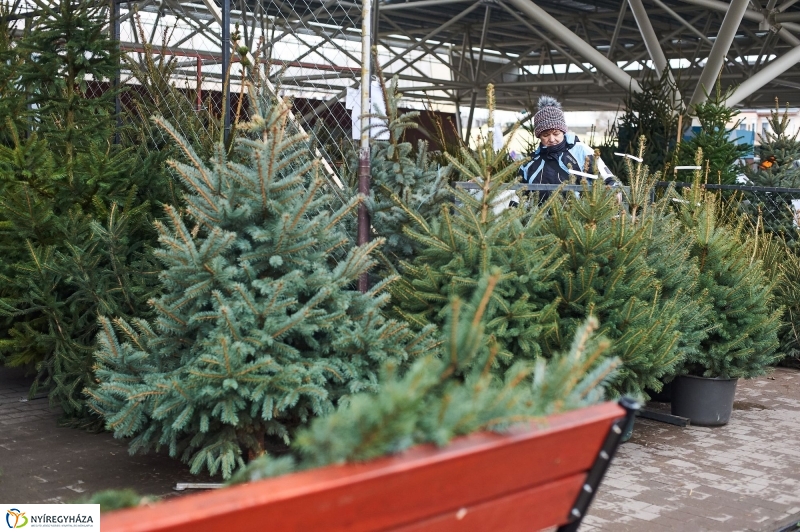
[0,367,211,504]
[1,365,799,531]
[585,367,800,532]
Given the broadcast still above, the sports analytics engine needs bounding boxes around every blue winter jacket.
[519,133,599,185]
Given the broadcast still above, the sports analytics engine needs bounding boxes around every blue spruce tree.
[89,96,436,479]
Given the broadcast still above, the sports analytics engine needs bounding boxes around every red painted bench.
[102,399,637,532]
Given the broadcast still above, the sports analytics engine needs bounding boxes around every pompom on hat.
[533,95,567,137]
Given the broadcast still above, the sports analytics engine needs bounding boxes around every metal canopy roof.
[119,0,800,118]
[369,0,800,111]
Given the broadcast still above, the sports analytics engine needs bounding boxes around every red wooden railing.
[102,401,628,532]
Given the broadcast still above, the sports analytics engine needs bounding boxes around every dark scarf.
[541,138,567,159]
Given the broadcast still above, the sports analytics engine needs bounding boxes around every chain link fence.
[455,180,800,247]
[656,182,800,245]
[106,0,459,194]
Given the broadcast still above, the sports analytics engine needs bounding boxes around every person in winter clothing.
[511,95,616,206]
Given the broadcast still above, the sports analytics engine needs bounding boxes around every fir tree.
[748,228,800,366]
[0,0,168,421]
[676,83,747,185]
[367,77,451,264]
[231,275,619,484]
[744,100,800,188]
[0,4,25,143]
[387,85,563,366]
[89,97,437,479]
[674,165,783,378]
[742,100,800,247]
[616,71,682,176]
[14,0,121,183]
[537,144,708,397]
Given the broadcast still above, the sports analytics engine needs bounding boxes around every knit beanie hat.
[533,95,567,137]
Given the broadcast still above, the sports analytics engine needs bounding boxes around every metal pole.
[465,90,477,143]
[774,11,800,21]
[358,0,372,293]
[676,0,800,43]
[372,0,379,47]
[222,0,231,143]
[727,45,800,105]
[381,0,472,9]
[475,5,491,83]
[607,0,627,59]
[464,5,490,143]
[688,0,749,107]
[505,0,642,92]
[197,56,203,111]
[651,0,713,45]
[455,100,463,139]
[628,0,682,104]
[112,0,121,145]
[628,0,668,74]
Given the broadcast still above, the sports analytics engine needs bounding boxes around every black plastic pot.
[671,375,738,426]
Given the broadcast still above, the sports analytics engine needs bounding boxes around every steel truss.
[14,0,800,134]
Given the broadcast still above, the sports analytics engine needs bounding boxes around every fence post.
[357,0,372,293]
[112,0,121,144]
[221,0,231,144]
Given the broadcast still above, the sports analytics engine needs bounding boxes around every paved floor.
[2,365,800,531]
[585,367,800,532]
[0,367,211,504]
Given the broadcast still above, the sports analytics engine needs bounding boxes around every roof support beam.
[380,0,473,11]
[503,0,641,91]
[496,1,596,78]
[677,0,800,44]
[380,1,481,70]
[606,0,628,59]
[651,0,713,45]
[688,0,749,107]
[628,0,682,104]
[465,4,491,142]
[727,44,800,105]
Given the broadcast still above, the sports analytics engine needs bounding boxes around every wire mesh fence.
[454,180,800,246]
[107,0,457,191]
[657,182,800,245]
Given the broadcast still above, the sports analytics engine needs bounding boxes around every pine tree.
[616,71,682,176]
[387,85,563,366]
[674,165,782,378]
[0,0,171,421]
[14,0,121,183]
[231,275,619,484]
[0,5,25,144]
[367,77,452,264]
[741,100,800,248]
[676,83,748,185]
[537,143,708,397]
[744,100,800,188]
[88,97,437,479]
[748,228,800,366]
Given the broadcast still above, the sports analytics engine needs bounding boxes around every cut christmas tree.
[89,94,436,479]
[0,0,170,422]
[232,272,619,483]
[676,83,748,185]
[742,99,800,248]
[366,77,452,265]
[537,139,708,398]
[674,169,782,379]
[387,85,563,367]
